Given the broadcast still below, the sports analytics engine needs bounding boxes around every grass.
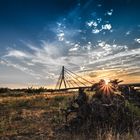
[125,100,140,116]
[0,91,139,140]
[0,91,72,139]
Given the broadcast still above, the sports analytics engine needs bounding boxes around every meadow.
[0,89,140,140]
[0,91,77,140]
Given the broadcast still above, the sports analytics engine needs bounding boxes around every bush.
[54,96,65,102]
[26,87,46,94]
[0,88,10,93]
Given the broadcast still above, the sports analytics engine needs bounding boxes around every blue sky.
[0,0,140,88]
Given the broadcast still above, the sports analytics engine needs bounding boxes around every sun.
[98,79,114,95]
[104,79,110,85]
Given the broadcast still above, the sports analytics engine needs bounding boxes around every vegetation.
[0,87,55,97]
[0,92,72,140]
[0,82,140,139]
[0,88,10,94]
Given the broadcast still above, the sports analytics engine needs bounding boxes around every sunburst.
[98,79,114,95]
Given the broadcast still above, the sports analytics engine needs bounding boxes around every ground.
[0,91,140,140]
[0,92,76,140]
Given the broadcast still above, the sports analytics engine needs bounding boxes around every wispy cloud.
[125,31,131,36]
[5,50,30,58]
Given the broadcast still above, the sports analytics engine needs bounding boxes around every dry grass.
[0,92,74,140]
[0,91,139,140]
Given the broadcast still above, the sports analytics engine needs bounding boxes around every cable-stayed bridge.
[55,66,93,91]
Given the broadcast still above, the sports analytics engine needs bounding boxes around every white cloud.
[69,47,79,52]
[5,50,30,58]
[125,31,131,36]
[87,48,140,66]
[86,21,93,27]
[98,41,106,47]
[106,9,113,16]
[134,38,140,43]
[0,59,41,79]
[93,22,98,27]
[97,18,102,23]
[102,24,112,30]
[90,22,112,34]
[86,21,98,27]
[80,66,85,70]
[57,32,65,41]
[92,29,100,34]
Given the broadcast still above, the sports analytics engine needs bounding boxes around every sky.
[0,0,140,88]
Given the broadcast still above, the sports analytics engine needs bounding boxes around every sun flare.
[98,79,114,95]
[104,79,110,85]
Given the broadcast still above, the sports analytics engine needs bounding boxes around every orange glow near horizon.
[79,70,140,85]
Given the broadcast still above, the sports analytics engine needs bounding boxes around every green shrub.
[125,100,140,116]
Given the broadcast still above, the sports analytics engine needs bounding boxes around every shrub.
[0,88,10,93]
[54,96,65,102]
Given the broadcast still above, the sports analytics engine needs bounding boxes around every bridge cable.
[65,73,80,87]
[55,73,62,89]
[65,70,87,86]
[64,76,71,88]
[65,68,93,85]
[65,75,75,88]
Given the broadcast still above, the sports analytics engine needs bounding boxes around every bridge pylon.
[55,66,67,89]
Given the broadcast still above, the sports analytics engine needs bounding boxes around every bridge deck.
[53,83,140,92]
